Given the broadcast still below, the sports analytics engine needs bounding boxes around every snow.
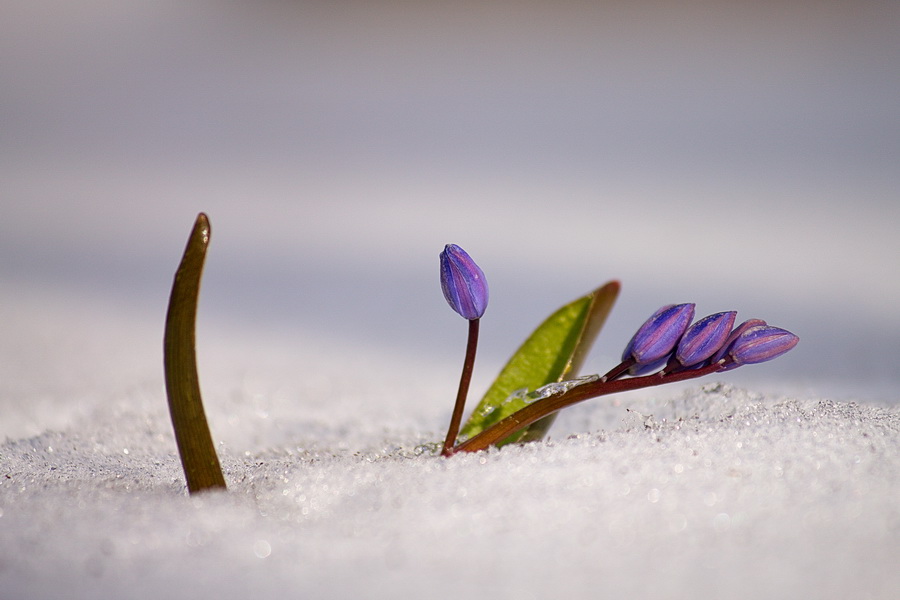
[2,3,899,599]
[3,380,899,600]
[1,299,897,599]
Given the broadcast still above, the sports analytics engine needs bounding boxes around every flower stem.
[601,358,634,382]
[449,360,724,455]
[442,318,480,456]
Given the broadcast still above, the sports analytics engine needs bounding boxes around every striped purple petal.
[727,325,799,367]
[440,244,489,320]
[675,311,737,367]
[622,303,695,366]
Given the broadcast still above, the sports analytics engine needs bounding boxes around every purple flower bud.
[440,244,489,320]
[675,311,737,367]
[710,319,767,367]
[727,325,799,367]
[622,303,695,367]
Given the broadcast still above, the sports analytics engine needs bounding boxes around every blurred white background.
[2,0,898,423]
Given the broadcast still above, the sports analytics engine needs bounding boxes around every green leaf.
[458,280,620,447]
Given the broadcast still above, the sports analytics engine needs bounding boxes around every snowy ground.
[2,2,899,599]
[1,307,898,600]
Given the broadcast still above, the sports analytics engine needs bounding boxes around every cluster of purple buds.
[437,244,800,455]
[620,303,799,377]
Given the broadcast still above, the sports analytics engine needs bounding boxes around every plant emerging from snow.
[439,244,799,455]
[161,216,798,493]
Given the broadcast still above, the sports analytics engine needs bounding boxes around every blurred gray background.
[2,1,898,406]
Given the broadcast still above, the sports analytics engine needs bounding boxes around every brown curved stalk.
[163,213,227,493]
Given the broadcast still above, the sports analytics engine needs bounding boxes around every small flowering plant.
[160,214,799,494]
[438,244,799,456]
[438,244,488,455]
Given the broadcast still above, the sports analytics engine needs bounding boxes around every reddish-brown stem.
[449,360,724,455]
[442,318,480,456]
[602,358,635,382]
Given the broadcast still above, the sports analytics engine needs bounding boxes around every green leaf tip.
[163,212,226,494]
[458,280,619,447]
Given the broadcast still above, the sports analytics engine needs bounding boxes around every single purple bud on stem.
[672,311,737,369]
[620,303,695,375]
[726,325,799,367]
[439,244,488,456]
[440,244,489,320]
[711,319,766,369]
